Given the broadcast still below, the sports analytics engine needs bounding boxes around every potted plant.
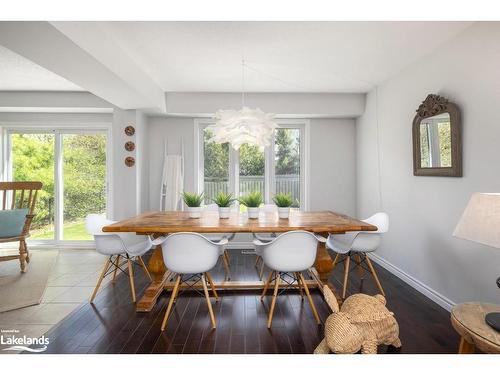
[212,191,236,219]
[238,191,263,219]
[272,193,294,219]
[182,191,204,218]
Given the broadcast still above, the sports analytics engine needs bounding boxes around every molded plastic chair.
[252,204,278,279]
[204,203,236,279]
[86,214,153,303]
[254,230,321,328]
[326,212,389,299]
[159,232,228,331]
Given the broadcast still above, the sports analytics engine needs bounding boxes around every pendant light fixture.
[207,60,277,150]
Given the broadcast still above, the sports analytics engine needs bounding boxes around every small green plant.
[212,191,236,207]
[238,191,263,208]
[182,191,204,207]
[272,193,294,207]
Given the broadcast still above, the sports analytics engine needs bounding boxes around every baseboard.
[369,253,455,312]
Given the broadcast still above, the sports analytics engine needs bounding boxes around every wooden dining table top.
[102,210,377,234]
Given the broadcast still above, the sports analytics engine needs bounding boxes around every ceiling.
[0,21,473,110]
[0,45,83,91]
[98,21,472,92]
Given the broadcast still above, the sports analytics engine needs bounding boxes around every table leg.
[458,337,475,354]
[137,245,169,312]
[147,245,166,274]
[313,240,341,303]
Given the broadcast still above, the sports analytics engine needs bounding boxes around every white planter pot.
[187,206,201,218]
[218,206,231,219]
[247,207,260,219]
[278,207,290,219]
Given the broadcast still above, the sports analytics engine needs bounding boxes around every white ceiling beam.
[0,22,166,112]
[164,92,366,118]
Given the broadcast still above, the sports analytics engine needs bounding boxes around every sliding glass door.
[7,128,109,243]
[62,133,107,240]
[10,133,56,240]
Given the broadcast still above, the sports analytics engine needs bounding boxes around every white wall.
[356,22,500,309]
[309,118,356,214]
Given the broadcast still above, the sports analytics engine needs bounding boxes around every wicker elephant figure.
[314,286,401,354]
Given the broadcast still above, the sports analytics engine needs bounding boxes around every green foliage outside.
[275,128,300,175]
[239,143,264,176]
[438,122,451,167]
[204,127,300,178]
[11,133,106,240]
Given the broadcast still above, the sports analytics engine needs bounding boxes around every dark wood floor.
[32,249,460,354]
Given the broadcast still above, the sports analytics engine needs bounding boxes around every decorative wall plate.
[125,141,135,152]
[125,125,135,136]
[125,156,135,167]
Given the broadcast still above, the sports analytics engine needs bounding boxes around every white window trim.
[1,122,113,248]
[194,118,310,210]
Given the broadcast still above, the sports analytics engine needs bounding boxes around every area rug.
[0,250,58,313]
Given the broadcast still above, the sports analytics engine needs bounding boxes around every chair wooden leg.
[90,257,112,303]
[458,337,475,354]
[299,273,321,324]
[355,253,364,280]
[201,274,217,329]
[295,272,304,299]
[267,272,281,328]
[259,261,265,280]
[127,258,136,303]
[112,255,121,283]
[161,275,182,331]
[138,256,153,281]
[224,249,230,262]
[342,254,351,299]
[24,240,30,264]
[331,253,339,271]
[19,240,27,273]
[261,270,274,300]
[365,255,385,296]
[205,272,219,301]
[222,252,231,280]
[254,255,261,267]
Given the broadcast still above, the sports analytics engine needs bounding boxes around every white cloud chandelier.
[207,106,277,150]
[207,60,278,150]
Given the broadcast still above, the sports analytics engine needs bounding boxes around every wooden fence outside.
[204,175,300,202]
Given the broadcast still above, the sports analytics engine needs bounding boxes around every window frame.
[1,123,113,248]
[194,118,309,210]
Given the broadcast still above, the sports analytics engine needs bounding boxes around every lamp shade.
[453,193,500,249]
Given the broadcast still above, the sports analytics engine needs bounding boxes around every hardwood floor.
[31,249,460,354]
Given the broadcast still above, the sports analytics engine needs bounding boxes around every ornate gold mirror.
[412,94,462,177]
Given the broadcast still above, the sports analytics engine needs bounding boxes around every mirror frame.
[412,94,462,177]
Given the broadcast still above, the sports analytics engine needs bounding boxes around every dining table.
[103,210,377,312]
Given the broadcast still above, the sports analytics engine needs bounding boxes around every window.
[203,127,230,204]
[6,127,110,243]
[197,120,307,209]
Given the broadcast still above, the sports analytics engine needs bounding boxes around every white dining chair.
[86,214,153,304]
[326,212,389,299]
[159,232,227,331]
[254,230,321,328]
[204,203,235,280]
[252,204,278,279]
